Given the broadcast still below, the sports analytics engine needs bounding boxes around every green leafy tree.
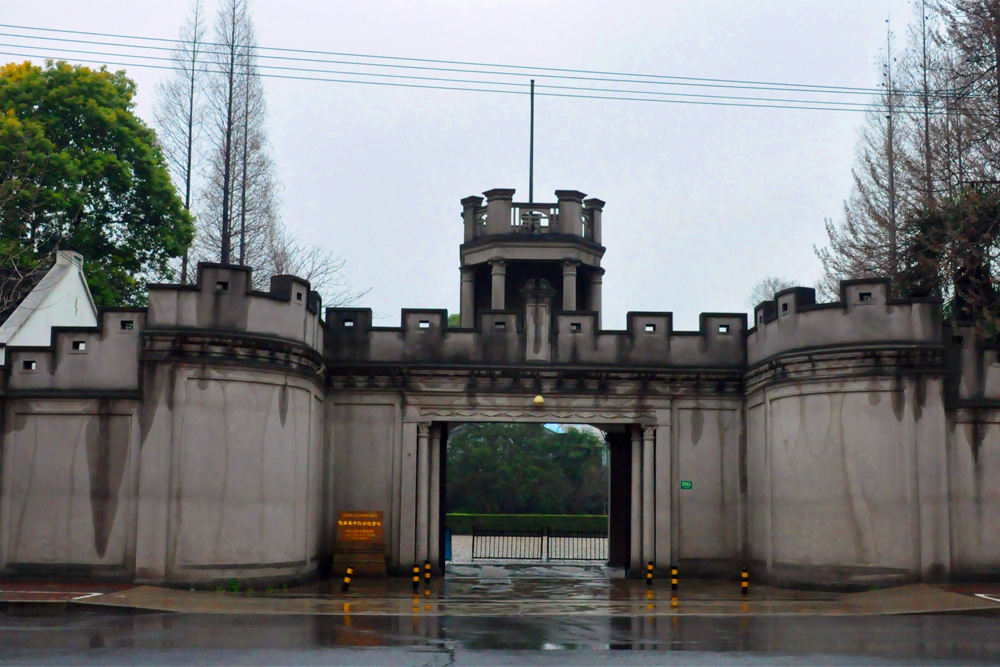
[0,61,193,305]
[446,423,608,515]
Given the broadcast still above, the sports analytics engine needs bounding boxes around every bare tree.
[198,0,284,278]
[191,0,368,306]
[154,0,207,284]
[745,276,798,309]
[266,223,370,306]
[934,0,1000,180]
[201,0,256,264]
[816,24,910,299]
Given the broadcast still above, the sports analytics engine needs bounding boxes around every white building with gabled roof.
[0,250,98,363]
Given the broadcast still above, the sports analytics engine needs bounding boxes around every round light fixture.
[533,395,545,405]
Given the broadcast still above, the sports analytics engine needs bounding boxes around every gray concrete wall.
[745,280,952,588]
[0,400,139,577]
[672,401,740,572]
[946,332,1000,579]
[164,368,323,583]
[328,397,401,569]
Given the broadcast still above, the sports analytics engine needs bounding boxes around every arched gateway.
[1,188,996,589]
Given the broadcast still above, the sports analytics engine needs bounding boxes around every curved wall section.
[163,368,322,583]
[746,280,950,588]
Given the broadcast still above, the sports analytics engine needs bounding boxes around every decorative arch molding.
[413,407,659,424]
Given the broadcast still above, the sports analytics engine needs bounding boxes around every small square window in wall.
[570,322,582,332]
[494,321,506,330]
[296,291,303,302]
[781,302,789,313]
[71,340,86,352]
[859,292,873,303]
[418,320,430,329]
[22,359,37,371]
[343,319,355,328]
[644,323,656,333]
[718,324,731,334]
[215,281,229,293]
[120,320,134,331]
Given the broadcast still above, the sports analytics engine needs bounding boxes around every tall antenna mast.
[529,79,535,202]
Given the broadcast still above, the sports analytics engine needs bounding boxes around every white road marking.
[974,593,1000,604]
[0,590,106,600]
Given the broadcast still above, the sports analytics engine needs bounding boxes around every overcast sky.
[0,0,915,329]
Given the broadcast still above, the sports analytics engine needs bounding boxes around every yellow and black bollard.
[646,561,654,586]
[671,565,678,592]
[741,566,749,596]
[424,560,431,585]
[342,564,353,593]
[412,564,420,590]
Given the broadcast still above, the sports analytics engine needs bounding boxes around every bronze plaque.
[337,511,384,543]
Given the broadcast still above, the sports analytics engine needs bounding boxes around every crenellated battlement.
[323,306,746,368]
[146,263,324,352]
[5,309,145,395]
[747,278,943,367]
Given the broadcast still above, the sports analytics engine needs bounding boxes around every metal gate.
[471,526,607,561]
[471,526,544,560]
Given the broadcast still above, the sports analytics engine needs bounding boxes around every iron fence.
[470,526,608,561]
[471,526,544,560]
[546,529,608,561]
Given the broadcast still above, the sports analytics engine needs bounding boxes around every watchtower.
[458,189,607,327]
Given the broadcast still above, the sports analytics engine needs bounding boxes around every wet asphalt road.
[0,610,998,665]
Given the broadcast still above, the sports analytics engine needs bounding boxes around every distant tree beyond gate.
[446,423,608,515]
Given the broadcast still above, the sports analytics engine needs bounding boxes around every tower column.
[490,259,506,309]
[562,260,579,311]
[630,426,642,573]
[429,424,442,568]
[416,422,430,564]
[642,426,655,566]
[589,268,604,327]
[460,266,475,327]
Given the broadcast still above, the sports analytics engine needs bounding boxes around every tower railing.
[472,202,594,241]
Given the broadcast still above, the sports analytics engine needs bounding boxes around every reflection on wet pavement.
[0,610,998,664]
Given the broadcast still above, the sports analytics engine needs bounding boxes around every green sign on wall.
[681,480,693,490]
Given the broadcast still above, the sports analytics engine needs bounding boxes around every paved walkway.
[2,567,998,617]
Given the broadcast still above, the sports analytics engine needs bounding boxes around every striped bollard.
[741,566,749,596]
[424,560,431,585]
[671,565,678,592]
[646,561,654,586]
[412,564,420,590]
[342,564,353,593]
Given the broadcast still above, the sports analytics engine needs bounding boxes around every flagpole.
[529,79,535,203]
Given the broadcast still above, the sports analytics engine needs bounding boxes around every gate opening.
[440,422,632,573]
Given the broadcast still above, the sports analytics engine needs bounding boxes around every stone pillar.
[630,426,643,573]
[416,422,430,564]
[490,259,506,310]
[429,424,442,568]
[555,190,586,236]
[562,260,579,311]
[584,197,605,244]
[461,195,484,242]
[642,426,656,566]
[521,279,556,363]
[483,188,515,236]
[589,268,604,327]
[460,266,475,327]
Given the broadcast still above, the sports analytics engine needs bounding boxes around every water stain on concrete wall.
[84,408,129,559]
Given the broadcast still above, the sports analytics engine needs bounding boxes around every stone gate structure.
[0,188,998,589]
